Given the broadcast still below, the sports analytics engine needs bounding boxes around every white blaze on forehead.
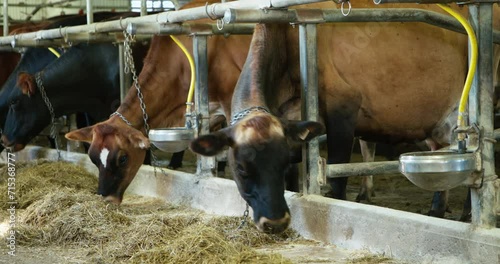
[100,148,110,168]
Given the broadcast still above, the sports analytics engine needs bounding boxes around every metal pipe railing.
[86,0,94,24]
[373,0,455,4]
[327,161,400,178]
[223,8,500,44]
[141,0,147,16]
[2,0,7,36]
[2,23,254,47]
[0,0,327,46]
[127,22,255,35]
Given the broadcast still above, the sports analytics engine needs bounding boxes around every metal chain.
[236,204,250,230]
[122,30,168,177]
[123,30,150,134]
[110,111,132,126]
[35,72,61,160]
[230,106,270,126]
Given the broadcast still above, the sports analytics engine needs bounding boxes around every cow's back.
[284,2,489,143]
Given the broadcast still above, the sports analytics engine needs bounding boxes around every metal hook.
[216,18,225,30]
[205,2,218,20]
[341,1,351,16]
[119,17,125,30]
[10,34,17,48]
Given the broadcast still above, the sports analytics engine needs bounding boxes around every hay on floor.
[8,161,295,264]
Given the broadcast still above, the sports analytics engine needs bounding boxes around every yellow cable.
[169,35,196,114]
[437,4,478,133]
[48,47,61,58]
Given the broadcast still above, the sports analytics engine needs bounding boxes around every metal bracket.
[318,157,327,186]
[449,123,481,152]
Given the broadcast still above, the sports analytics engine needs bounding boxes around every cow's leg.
[168,151,184,169]
[428,191,449,218]
[425,138,450,218]
[325,110,357,200]
[285,163,300,192]
[459,188,472,222]
[356,139,376,203]
[217,161,227,173]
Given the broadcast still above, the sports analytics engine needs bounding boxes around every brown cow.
[0,22,49,86]
[65,0,252,205]
[190,2,500,233]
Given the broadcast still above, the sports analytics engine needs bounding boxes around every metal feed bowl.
[149,128,195,153]
[399,151,476,191]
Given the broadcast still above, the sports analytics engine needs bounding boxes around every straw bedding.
[1,161,298,263]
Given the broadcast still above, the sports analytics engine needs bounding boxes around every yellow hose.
[48,47,61,58]
[437,4,478,137]
[169,35,196,114]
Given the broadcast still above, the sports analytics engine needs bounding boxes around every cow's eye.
[118,154,128,167]
[236,163,248,178]
[10,99,19,107]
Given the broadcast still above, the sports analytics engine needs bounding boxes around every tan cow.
[65,0,252,205]
[190,2,500,233]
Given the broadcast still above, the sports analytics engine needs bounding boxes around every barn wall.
[0,0,180,23]
[1,0,130,23]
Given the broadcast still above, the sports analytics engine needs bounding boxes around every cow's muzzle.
[256,212,291,234]
[1,135,25,152]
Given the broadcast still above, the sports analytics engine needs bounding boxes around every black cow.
[0,12,126,152]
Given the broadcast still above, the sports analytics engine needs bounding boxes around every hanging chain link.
[236,204,250,230]
[35,72,61,160]
[123,30,150,134]
[122,30,166,177]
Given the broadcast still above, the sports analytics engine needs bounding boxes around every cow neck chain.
[122,30,166,176]
[236,204,250,230]
[35,72,61,160]
[110,111,132,126]
[230,106,270,126]
[123,30,150,134]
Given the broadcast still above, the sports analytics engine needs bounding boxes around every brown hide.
[265,2,499,143]
[0,22,49,86]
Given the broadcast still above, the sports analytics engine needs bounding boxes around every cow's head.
[190,111,323,233]
[65,120,149,204]
[1,72,44,151]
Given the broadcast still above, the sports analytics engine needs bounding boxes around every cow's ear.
[17,72,36,96]
[127,130,150,150]
[65,126,94,143]
[284,120,324,142]
[190,127,233,156]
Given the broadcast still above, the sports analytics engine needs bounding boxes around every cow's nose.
[256,212,291,234]
[1,135,24,152]
[1,135,10,147]
[103,195,122,205]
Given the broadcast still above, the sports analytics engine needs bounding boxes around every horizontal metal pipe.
[223,8,500,44]
[0,4,128,9]
[127,22,255,35]
[373,0,454,4]
[0,0,326,46]
[327,160,400,178]
[3,22,253,47]
[0,46,22,52]
[494,128,500,139]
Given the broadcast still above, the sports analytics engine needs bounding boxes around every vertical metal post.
[118,44,131,102]
[141,0,147,16]
[3,0,8,36]
[193,35,216,177]
[299,24,321,195]
[468,3,498,228]
[86,0,93,24]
